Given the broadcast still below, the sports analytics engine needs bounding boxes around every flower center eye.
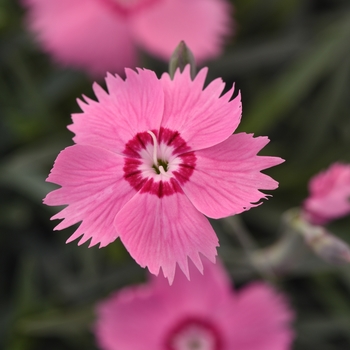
[165,318,222,350]
[123,127,196,197]
[147,130,169,176]
[152,158,169,175]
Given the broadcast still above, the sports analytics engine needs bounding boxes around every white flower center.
[171,324,217,350]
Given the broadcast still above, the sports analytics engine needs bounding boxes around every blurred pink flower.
[302,163,350,225]
[44,67,283,283]
[22,0,233,77]
[95,259,294,350]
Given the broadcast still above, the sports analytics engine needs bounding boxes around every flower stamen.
[148,130,170,175]
[159,165,171,177]
[147,130,159,166]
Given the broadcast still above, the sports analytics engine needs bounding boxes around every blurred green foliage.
[1,0,350,349]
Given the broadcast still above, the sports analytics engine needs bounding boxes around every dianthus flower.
[44,67,283,283]
[22,0,232,77]
[94,258,294,350]
[302,163,350,225]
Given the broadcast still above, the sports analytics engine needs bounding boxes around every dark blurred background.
[1,0,350,349]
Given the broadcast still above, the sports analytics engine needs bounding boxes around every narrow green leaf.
[241,11,350,133]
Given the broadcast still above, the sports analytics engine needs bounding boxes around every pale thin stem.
[223,216,276,282]
[147,130,158,166]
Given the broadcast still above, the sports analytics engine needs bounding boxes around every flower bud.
[292,209,350,265]
[302,225,350,265]
[302,163,350,225]
[169,41,196,80]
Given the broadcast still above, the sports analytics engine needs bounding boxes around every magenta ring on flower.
[44,66,284,283]
[123,128,196,196]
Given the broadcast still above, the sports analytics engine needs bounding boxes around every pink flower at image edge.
[95,259,294,350]
[22,0,233,76]
[302,163,350,225]
[44,66,284,283]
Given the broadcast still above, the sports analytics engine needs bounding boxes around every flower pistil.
[147,130,169,176]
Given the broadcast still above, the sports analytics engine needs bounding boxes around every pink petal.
[69,69,164,154]
[151,258,233,316]
[44,145,136,247]
[130,0,233,61]
[302,162,350,225]
[160,66,241,151]
[22,0,137,77]
[182,133,284,219]
[225,283,294,350]
[95,285,168,350]
[114,191,218,284]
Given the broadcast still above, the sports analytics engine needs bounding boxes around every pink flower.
[94,259,294,350]
[302,163,350,225]
[22,0,233,77]
[44,67,283,283]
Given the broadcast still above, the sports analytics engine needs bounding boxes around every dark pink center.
[165,317,223,350]
[123,127,196,198]
[98,0,161,17]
